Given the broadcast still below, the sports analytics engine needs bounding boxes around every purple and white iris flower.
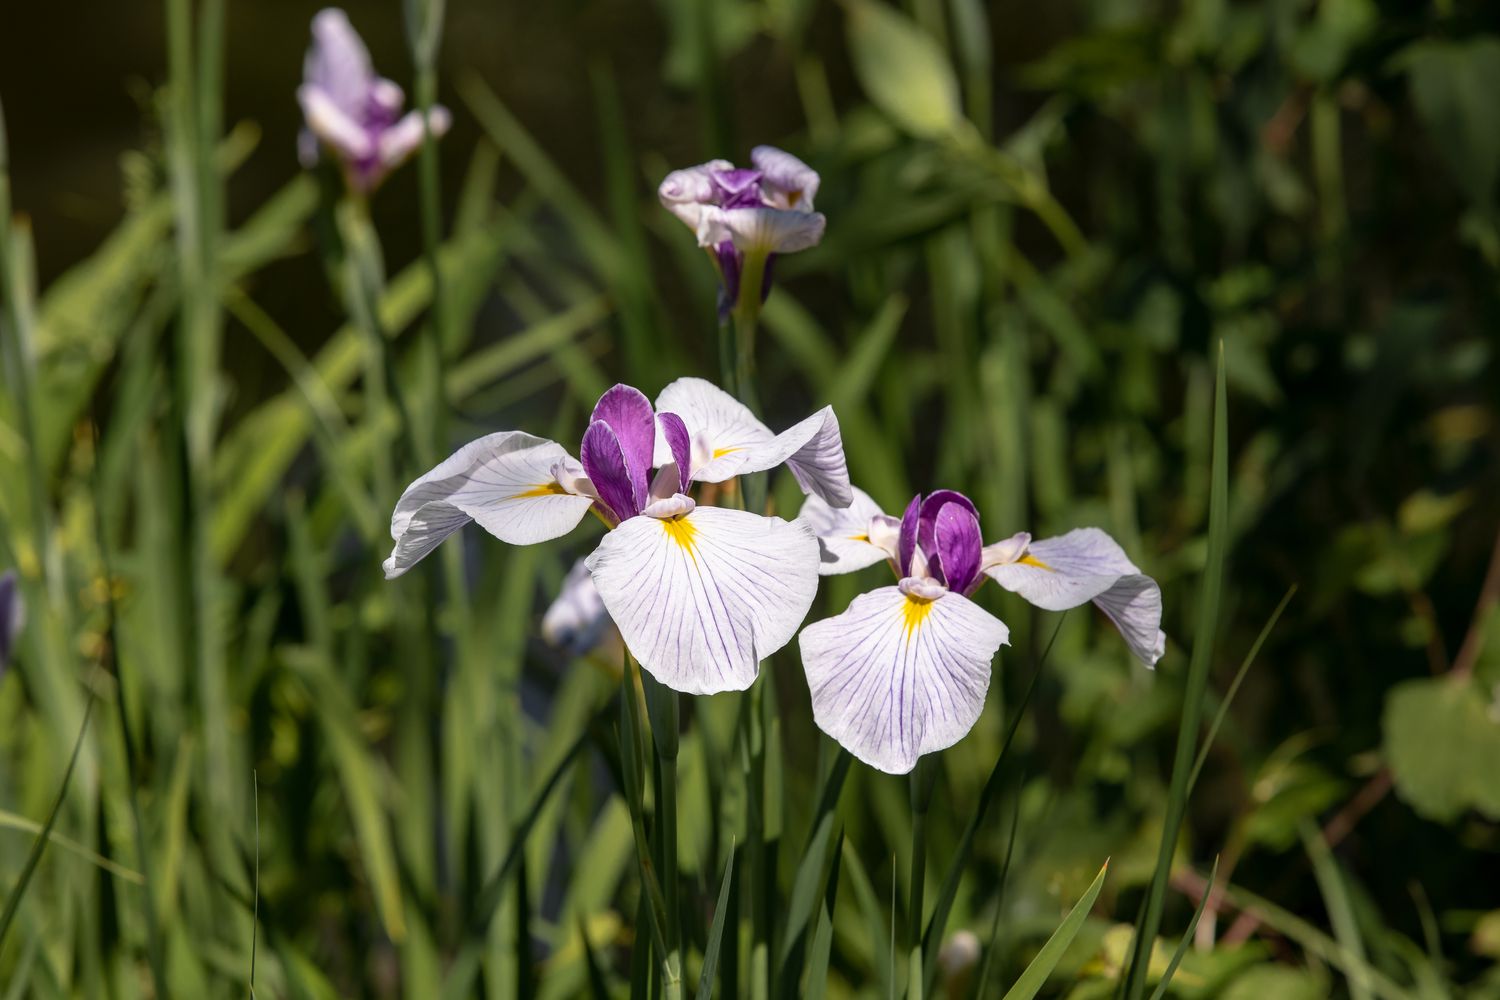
[541,559,614,657]
[0,570,23,677]
[298,8,452,193]
[658,146,826,317]
[385,380,853,695]
[797,488,1165,774]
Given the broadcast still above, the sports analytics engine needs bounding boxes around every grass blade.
[1000,860,1109,1000]
[1146,856,1219,1000]
[696,841,738,1000]
[1121,345,1230,1000]
[802,829,844,1000]
[1303,822,1374,1000]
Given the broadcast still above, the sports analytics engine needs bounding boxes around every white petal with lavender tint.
[376,107,452,172]
[982,527,1139,610]
[751,145,820,211]
[735,406,853,507]
[799,488,892,575]
[385,431,595,578]
[657,160,734,231]
[541,560,612,656]
[1092,575,1166,667]
[585,507,818,695]
[799,586,1009,774]
[697,206,827,254]
[297,85,374,161]
[306,8,374,114]
[652,378,774,479]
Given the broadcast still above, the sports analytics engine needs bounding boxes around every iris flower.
[797,488,1165,773]
[0,570,23,677]
[541,559,614,657]
[658,147,826,317]
[298,8,452,193]
[385,380,853,694]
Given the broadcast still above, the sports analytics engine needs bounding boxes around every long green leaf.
[1000,860,1109,1000]
[696,842,738,1000]
[1303,823,1374,1000]
[1147,857,1219,1000]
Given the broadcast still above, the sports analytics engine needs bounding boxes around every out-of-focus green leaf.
[1001,860,1108,1000]
[1383,676,1500,823]
[845,0,963,139]
[1398,38,1500,209]
[1222,964,1331,1000]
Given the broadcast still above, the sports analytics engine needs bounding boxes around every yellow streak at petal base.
[1020,554,1054,571]
[509,481,568,500]
[901,595,934,642]
[711,446,744,459]
[661,516,698,562]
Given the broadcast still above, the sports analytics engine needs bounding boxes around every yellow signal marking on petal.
[509,481,568,500]
[711,446,744,459]
[661,516,699,562]
[848,533,869,542]
[1020,554,1054,571]
[901,595,934,642]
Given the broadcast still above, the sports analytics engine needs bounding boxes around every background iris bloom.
[798,487,1164,773]
[386,381,852,694]
[297,8,451,193]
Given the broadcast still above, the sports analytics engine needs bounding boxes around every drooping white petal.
[541,560,612,656]
[385,431,595,579]
[697,206,826,254]
[657,160,734,232]
[982,527,1139,610]
[736,406,853,507]
[1092,575,1166,667]
[584,507,819,695]
[799,586,1009,774]
[751,145,820,211]
[376,107,452,170]
[297,85,373,162]
[653,377,774,479]
[799,487,892,575]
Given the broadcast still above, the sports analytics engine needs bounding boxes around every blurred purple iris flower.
[0,570,24,677]
[658,146,826,318]
[797,488,1165,773]
[298,8,451,193]
[385,380,853,695]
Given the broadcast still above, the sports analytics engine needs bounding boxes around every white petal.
[653,377,774,479]
[799,588,1009,774]
[696,206,827,254]
[657,160,733,232]
[1092,575,1166,667]
[585,507,819,695]
[736,406,853,507]
[384,431,594,579]
[306,8,374,114]
[297,85,373,161]
[541,560,612,655]
[799,487,891,575]
[377,107,451,169]
[982,527,1140,610]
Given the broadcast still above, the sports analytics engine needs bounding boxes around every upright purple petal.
[711,167,765,207]
[591,384,656,510]
[917,490,979,581]
[580,421,640,522]
[0,570,21,675]
[898,494,922,576]
[935,505,983,595]
[657,411,693,494]
[306,8,374,116]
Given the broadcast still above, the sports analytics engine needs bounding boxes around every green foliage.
[1383,677,1500,823]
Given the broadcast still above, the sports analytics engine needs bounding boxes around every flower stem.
[642,669,682,999]
[908,756,938,1000]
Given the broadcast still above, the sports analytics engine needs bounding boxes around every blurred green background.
[2,0,1500,997]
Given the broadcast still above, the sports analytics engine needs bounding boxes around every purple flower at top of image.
[0,570,24,677]
[796,487,1165,774]
[385,379,854,695]
[658,146,826,318]
[298,8,451,193]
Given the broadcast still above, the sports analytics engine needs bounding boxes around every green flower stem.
[643,669,683,999]
[907,756,938,1000]
[731,250,767,415]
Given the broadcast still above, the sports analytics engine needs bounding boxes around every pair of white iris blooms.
[385,380,1164,775]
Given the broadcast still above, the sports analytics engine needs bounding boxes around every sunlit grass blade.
[1121,345,1230,1000]
[1146,856,1219,1000]
[0,691,95,948]
[1000,859,1109,1000]
[1303,822,1374,1000]
[920,615,1065,993]
[974,774,1024,998]
[696,840,738,1000]
[1188,585,1297,795]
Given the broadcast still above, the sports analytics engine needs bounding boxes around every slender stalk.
[907,757,937,1000]
[746,680,771,1000]
[643,670,683,1000]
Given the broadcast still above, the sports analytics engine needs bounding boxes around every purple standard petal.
[934,505,983,595]
[591,384,657,510]
[0,570,21,674]
[580,421,640,522]
[658,411,693,494]
[898,494,922,576]
[751,145,820,211]
[917,490,979,584]
[711,167,765,208]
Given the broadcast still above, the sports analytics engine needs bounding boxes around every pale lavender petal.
[658,160,733,231]
[298,85,374,162]
[983,527,1139,610]
[980,532,1030,569]
[375,106,451,173]
[384,431,594,578]
[799,587,1009,774]
[306,8,373,116]
[1091,575,1166,667]
[898,495,921,576]
[658,411,693,494]
[651,377,774,480]
[0,570,23,674]
[734,406,854,508]
[798,487,891,575]
[586,507,819,694]
[697,206,826,255]
[935,504,983,595]
[751,145,820,211]
[579,420,639,523]
[541,560,612,656]
[591,384,656,508]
